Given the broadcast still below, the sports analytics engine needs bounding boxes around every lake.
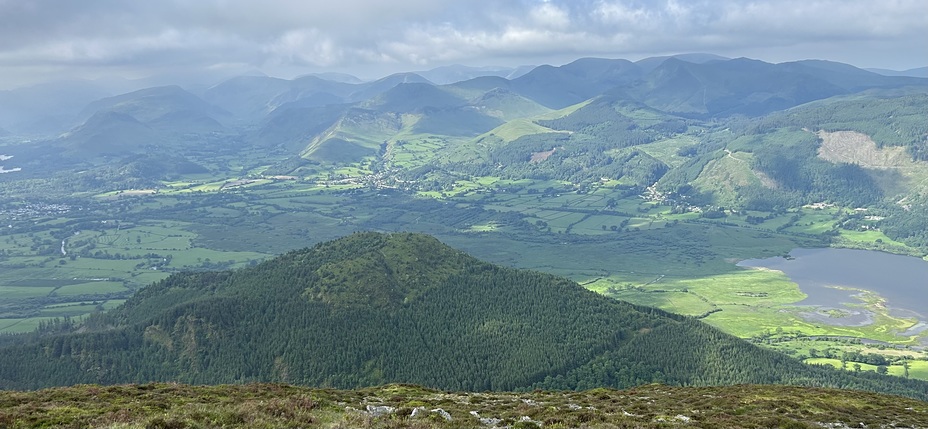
[738,248,928,332]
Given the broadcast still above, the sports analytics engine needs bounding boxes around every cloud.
[0,0,924,87]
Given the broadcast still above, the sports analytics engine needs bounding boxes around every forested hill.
[1,232,928,400]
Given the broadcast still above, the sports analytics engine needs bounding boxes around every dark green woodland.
[1,232,926,402]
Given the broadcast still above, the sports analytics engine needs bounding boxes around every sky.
[0,0,925,89]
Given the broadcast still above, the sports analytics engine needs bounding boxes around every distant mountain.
[509,57,643,108]
[202,73,433,125]
[302,72,364,84]
[268,76,359,110]
[468,87,551,121]
[415,64,534,84]
[448,75,513,92]
[635,53,730,73]
[54,86,232,157]
[345,72,433,103]
[865,66,928,78]
[295,81,532,161]
[442,93,678,187]
[411,107,503,137]
[359,83,505,137]
[60,111,161,154]
[78,85,229,125]
[251,104,349,151]
[362,82,466,112]
[780,59,926,91]
[631,57,842,116]
[0,80,112,136]
[201,75,303,123]
[489,56,927,117]
[300,108,403,162]
[1,232,926,399]
[93,67,265,96]
[621,57,927,118]
[202,75,367,124]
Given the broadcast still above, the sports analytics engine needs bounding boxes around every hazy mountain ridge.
[76,85,229,125]
[0,80,113,136]
[48,86,234,159]
[867,66,928,78]
[415,63,535,84]
[1,55,920,162]
[634,52,730,72]
[7,54,920,141]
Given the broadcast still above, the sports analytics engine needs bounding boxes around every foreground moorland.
[1,382,926,429]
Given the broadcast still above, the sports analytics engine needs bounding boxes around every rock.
[471,410,501,427]
[365,404,395,417]
[481,417,503,426]
[431,408,453,421]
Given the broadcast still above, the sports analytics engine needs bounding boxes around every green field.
[0,215,271,333]
[637,135,701,168]
[805,358,928,380]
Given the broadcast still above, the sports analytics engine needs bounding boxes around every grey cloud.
[0,0,924,88]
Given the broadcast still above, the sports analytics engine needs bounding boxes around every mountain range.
[0,53,921,182]
[3,54,924,145]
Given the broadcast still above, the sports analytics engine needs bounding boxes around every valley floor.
[2,177,927,381]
